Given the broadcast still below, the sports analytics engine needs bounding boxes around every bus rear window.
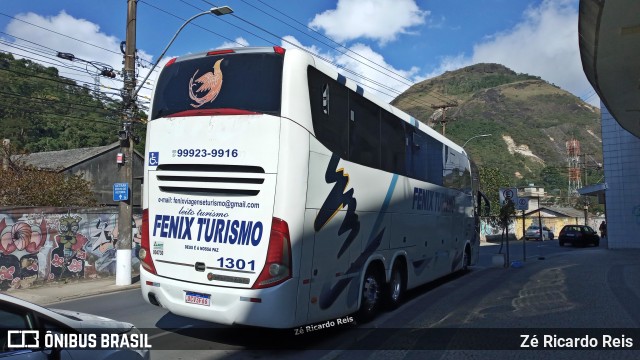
[150,52,283,120]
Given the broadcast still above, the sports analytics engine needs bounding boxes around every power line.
[2,4,453,122]
[0,52,153,100]
[0,54,120,97]
[157,1,444,111]
[0,12,121,56]
[227,0,456,107]
[191,1,456,112]
[204,0,456,107]
[2,103,120,127]
[0,12,155,68]
[0,90,118,115]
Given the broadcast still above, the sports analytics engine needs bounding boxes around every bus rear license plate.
[185,291,211,306]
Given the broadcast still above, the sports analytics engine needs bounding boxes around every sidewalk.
[5,276,140,306]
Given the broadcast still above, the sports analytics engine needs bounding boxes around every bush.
[0,147,96,207]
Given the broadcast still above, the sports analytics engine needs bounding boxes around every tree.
[497,199,516,255]
[0,144,97,207]
[479,166,511,217]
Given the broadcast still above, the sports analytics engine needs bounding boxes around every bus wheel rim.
[390,270,402,301]
[363,275,379,311]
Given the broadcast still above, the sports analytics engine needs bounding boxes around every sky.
[0,0,600,111]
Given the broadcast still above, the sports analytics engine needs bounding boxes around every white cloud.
[309,0,429,45]
[280,35,336,62]
[334,43,420,101]
[427,0,600,107]
[216,37,249,49]
[280,36,421,103]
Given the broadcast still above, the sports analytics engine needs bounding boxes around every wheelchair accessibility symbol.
[148,152,159,166]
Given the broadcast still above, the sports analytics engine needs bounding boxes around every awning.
[577,182,607,196]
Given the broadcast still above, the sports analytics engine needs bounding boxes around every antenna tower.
[566,139,582,201]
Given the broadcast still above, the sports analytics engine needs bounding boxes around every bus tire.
[385,261,406,311]
[356,265,384,323]
[462,245,471,272]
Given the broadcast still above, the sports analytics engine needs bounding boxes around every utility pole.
[116,0,137,286]
[2,139,9,171]
[430,102,457,136]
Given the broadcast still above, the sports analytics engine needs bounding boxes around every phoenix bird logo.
[188,59,224,108]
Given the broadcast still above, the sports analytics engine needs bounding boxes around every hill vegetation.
[0,53,145,207]
[392,63,603,209]
[0,52,145,153]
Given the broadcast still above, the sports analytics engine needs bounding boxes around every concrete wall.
[61,147,144,206]
[0,207,141,291]
[601,105,640,248]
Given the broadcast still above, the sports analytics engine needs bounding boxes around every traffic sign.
[499,187,518,206]
[113,182,129,201]
[516,197,529,211]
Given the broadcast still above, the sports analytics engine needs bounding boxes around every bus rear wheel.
[462,245,471,272]
[356,265,383,323]
[385,262,406,310]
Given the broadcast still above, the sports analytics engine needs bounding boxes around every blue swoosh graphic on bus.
[367,173,398,241]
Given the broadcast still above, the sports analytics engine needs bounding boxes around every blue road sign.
[113,182,129,201]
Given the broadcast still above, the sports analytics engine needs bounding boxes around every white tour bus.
[140,46,489,329]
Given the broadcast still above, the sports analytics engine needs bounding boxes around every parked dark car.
[558,225,600,247]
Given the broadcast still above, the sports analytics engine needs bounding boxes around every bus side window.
[426,136,443,186]
[380,111,406,175]
[308,67,348,158]
[406,127,429,181]
[348,90,380,169]
[443,147,461,189]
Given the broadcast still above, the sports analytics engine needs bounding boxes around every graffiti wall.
[0,207,141,291]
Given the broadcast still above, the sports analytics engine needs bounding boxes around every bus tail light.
[164,57,177,68]
[253,217,292,289]
[207,49,235,56]
[273,46,286,55]
[139,209,158,275]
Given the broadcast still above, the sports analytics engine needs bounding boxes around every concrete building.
[579,0,640,248]
[16,142,144,206]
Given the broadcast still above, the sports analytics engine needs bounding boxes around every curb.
[5,277,141,306]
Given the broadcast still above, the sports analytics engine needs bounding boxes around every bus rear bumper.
[140,269,299,328]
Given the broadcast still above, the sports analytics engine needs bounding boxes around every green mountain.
[392,63,603,196]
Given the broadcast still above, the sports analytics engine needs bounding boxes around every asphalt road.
[50,238,640,360]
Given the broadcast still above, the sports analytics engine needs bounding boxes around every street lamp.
[462,134,492,148]
[131,5,234,100]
